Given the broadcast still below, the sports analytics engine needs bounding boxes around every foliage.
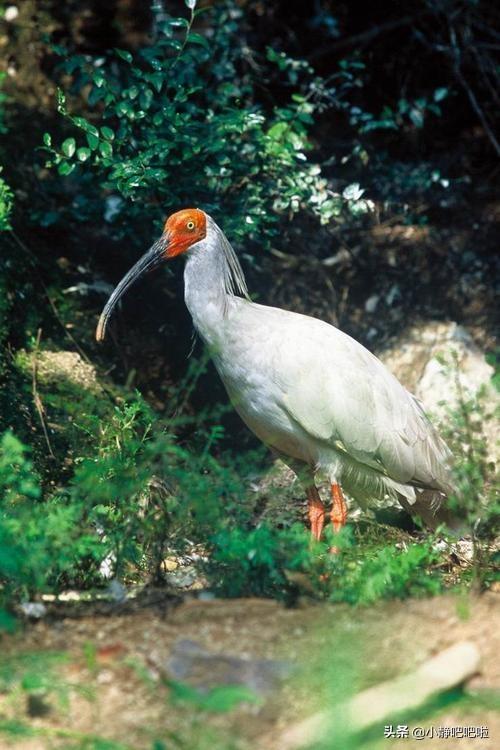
[0,430,102,625]
[209,523,311,598]
[1,340,499,628]
[309,57,450,135]
[0,72,13,231]
[41,3,371,244]
[0,167,13,231]
[209,518,449,604]
[325,532,443,604]
[0,362,447,615]
[168,679,259,713]
[438,354,500,588]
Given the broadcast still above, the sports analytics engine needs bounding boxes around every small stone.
[26,694,51,717]
[197,591,216,601]
[385,284,400,306]
[107,579,127,602]
[96,670,113,685]
[5,6,19,22]
[364,294,380,314]
[166,566,198,588]
[163,557,179,572]
[164,639,293,695]
[99,553,116,580]
[19,602,47,619]
[454,539,474,562]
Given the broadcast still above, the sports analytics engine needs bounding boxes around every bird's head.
[163,207,207,258]
[96,207,207,341]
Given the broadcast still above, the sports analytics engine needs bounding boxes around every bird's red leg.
[330,483,347,553]
[330,483,347,533]
[307,485,325,541]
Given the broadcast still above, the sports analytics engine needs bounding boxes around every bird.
[96,208,457,544]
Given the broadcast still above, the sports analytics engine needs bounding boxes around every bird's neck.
[183,220,246,347]
[184,245,228,344]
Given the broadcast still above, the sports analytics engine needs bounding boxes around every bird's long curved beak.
[96,234,168,342]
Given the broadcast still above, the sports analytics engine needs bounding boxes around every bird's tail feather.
[397,491,468,535]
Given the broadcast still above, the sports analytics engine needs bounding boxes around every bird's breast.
[209,315,315,462]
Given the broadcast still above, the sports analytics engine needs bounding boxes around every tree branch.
[309,14,426,61]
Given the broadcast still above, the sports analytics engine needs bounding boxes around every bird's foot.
[307,485,325,542]
[330,483,347,534]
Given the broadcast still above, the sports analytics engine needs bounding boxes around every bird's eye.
[186,220,195,231]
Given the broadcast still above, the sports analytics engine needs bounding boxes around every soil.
[2,590,499,750]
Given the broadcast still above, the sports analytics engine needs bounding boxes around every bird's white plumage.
[183,216,455,511]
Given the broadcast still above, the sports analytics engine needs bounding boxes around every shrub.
[0,168,13,232]
[41,2,371,249]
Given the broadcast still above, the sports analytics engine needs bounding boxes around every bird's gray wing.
[277,316,453,493]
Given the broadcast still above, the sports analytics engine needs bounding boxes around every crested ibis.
[97,208,457,542]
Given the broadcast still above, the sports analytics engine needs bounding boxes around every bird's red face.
[96,207,207,341]
[164,208,207,258]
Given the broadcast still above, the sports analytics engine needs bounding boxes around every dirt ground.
[1,589,499,750]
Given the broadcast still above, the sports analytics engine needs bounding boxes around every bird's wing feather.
[253,306,454,492]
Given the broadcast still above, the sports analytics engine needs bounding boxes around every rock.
[364,294,380,314]
[19,602,47,619]
[17,349,101,392]
[26,693,51,718]
[379,321,498,462]
[165,566,200,589]
[5,6,19,23]
[275,641,480,750]
[452,539,475,564]
[164,639,293,695]
[99,552,116,580]
[107,579,127,603]
[162,557,179,572]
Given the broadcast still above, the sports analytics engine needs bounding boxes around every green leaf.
[88,86,105,106]
[149,73,164,93]
[61,138,76,158]
[434,87,448,103]
[116,101,135,118]
[139,89,153,110]
[0,609,16,633]
[93,72,106,88]
[99,141,113,158]
[409,107,424,128]
[0,719,36,738]
[56,88,66,114]
[267,122,288,140]
[115,48,133,63]
[101,126,115,141]
[42,133,51,147]
[188,32,209,49]
[168,679,259,712]
[73,117,99,136]
[86,132,100,150]
[166,18,189,29]
[76,147,91,162]
[57,161,75,176]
